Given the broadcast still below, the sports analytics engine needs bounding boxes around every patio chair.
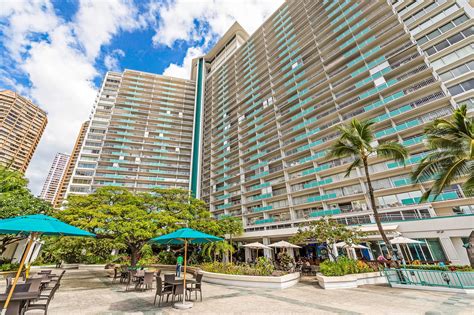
[154,276,172,306]
[136,271,154,291]
[111,267,121,282]
[125,270,134,291]
[38,270,52,275]
[23,283,60,315]
[171,283,185,303]
[164,274,175,284]
[25,277,43,293]
[186,273,203,302]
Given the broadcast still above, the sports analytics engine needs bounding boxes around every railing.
[384,268,474,289]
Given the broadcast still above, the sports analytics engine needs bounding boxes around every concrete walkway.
[10,269,474,314]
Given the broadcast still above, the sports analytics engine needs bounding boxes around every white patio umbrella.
[243,242,271,260]
[243,242,272,249]
[335,241,369,249]
[390,236,424,264]
[389,236,424,244]
[268,241,301,249]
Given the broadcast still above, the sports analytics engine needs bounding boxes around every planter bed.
[316,271,387,289]
[201,270,300,289]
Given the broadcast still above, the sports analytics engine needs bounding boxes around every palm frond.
[376,142,408,165]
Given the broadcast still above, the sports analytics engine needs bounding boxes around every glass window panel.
[447,33,463,45]
[449,85,464,95]
[417,36,429,45]
[427,29,441,40]
[435,40,450,51]
[452,65,469,77]
[462,27,474,37]
[461,79,474,91]
[439,71,454,81]
[467,60,474,70]
[453,14,468,25]
[426,239,447,261]
[440,22,454,33]
[426,47,437,55]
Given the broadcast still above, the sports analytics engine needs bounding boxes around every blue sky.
[0,0,283,194]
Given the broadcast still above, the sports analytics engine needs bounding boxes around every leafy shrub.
[255,257,275,276]
[201,258,275,276]
[277,252,293,272]
[156,251,176,265]
[0,263,19,272]
[320,257,375,276]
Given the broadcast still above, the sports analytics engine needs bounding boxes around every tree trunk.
[363,158,394,257]
[228,235,233,263]
[130,246,139,267]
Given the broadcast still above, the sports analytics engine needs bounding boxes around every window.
[416,14,469,45]
[409,3,458,35]
[425,27,473,56]
[439,60,474,81]
[448,79,474,96]
[431,44,474,69]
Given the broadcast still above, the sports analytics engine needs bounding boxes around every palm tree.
[412,104,473,201]
[202,241,234,262]
[329,119,407,256]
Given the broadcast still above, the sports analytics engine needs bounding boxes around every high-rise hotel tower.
[65,70,195,196]
[192,0,473,264]
[0,90,47,172]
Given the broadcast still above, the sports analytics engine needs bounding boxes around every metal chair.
[153,276,172,306]
[23,283,60,315]
[137,271,154,291]
[186,273,203,302]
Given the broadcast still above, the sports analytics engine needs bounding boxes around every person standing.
[176,254,183,277]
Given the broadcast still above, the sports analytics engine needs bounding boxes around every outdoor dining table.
[165,278,196,286]
[0,292,39,315]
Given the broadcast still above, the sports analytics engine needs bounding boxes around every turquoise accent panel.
[190,58,204,196]
[309,208,342,217]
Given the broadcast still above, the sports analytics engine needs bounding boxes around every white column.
[244,248,252,262]
[439,237,462,264]
[287,248,295,258]
[331,243,338,261]
[262,238,271,258]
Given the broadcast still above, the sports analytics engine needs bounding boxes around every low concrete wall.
[317,271,387,289]
[201,271,300,289]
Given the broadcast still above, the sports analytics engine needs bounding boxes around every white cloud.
[163,46,204,79]
[0,0,144,194]
[104,49,126,71]
[150,0,284,47]
[150,0,284,78]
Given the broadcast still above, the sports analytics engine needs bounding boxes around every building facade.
[192,0,474,264]
[39,152,70,203]
[53,121,89,207]
[65,70,195,196]
[0,90,47,172]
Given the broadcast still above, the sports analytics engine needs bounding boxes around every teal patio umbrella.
[150,228,222,309]
[0,214,95,314]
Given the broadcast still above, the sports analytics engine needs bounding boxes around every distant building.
[40,153,69,204]
[65,70,195,196]
[0,90,47,172]
[53,121,89,208]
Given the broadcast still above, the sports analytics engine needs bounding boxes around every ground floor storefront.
[237,215,474,265]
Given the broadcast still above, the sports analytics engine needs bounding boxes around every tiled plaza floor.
[6,269,474,314]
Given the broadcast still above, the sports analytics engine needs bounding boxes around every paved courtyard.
[8,269,474,314]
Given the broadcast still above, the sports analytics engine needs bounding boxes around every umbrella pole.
[2,232,37,314]
[182,239,187,304]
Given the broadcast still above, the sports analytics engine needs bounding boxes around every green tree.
[57,187,216,266]
[329,119,407,256]
[412,104,474,201]
[202,241,235,262]
[290,218,363,260]
[57,187,176,266]
[217,216,243,262]
[0,167,52,254]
